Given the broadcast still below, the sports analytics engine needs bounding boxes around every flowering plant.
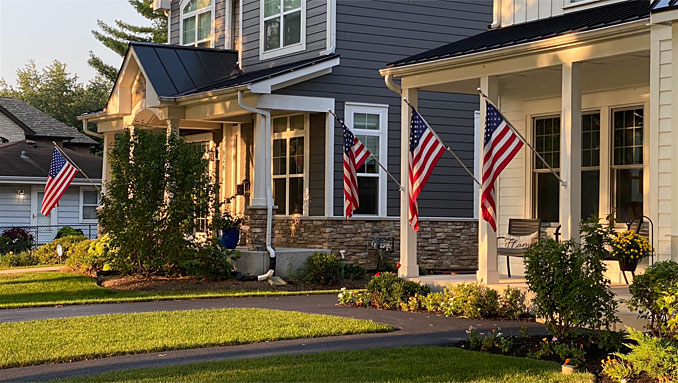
[611,230,652,264]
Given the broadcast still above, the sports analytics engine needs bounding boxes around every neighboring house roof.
[0,97,97,145]
[128,42,339,98]
[0,140,102,181]
[388,0,650,68]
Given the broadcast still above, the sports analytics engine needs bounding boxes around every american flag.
[481,102,524,231]
[343,123,370,218]
[41,148,78,216]
[408,108,445,231]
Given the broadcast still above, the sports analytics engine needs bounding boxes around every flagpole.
[328,110,403,190]
[402,98,481,186]
[52,142,102,193]
[476,89,567,187]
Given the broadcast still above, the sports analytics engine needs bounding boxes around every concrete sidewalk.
[0,266,61,275]
[0,294,546,382]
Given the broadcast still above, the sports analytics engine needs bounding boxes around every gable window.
[181,0,214,47]
[80,188,100,223]
[260,0,306,60]
[272,114,307,216]
[612,107,644,223]
[532,116,560,223]
[344,103,388,217]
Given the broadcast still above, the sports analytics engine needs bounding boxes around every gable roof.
[0,140,102,180]
[0,97,97,145]
[388,0,650,68]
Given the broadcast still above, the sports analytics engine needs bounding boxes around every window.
[260,0,305,59]
[272,115,306,215]
[344,103,388,216]
[581,112,600,220]
[80,188,100,222]
[612,107,644,223]
[181,0,214,47]
[533,116,560,223]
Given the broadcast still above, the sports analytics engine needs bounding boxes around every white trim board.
[257,94,335,113]
[248,57,340,94]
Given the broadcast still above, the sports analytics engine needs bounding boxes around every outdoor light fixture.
[17,189,25,199]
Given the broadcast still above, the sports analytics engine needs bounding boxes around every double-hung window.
[272,115,307,216]
[260,0,305,59]
[612,107,644,223]
[533,116,560,223]
[181,0,214,47]
[80,188,100,223]
[581,112,601,220]
[345,103,388,217]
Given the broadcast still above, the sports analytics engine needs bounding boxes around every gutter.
[81,119,104,139]
[236,90,276,281]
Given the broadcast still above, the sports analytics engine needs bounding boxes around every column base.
[670,235,678,262]
[399,264,419,278]
[476,270,500,285]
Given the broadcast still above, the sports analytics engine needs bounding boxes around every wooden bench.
[497,219,541,278]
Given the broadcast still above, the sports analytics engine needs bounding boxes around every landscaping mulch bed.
[99,275,369,292]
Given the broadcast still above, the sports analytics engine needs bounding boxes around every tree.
[0,60,111,134]
[89,0,168,82]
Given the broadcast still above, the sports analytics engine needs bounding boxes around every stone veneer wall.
[273,217,478,273]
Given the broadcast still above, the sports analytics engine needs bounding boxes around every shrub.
[617,328,678,382]
[55,226,85,239]
[0,250,39,268]
[0,228,34,255]
[64,239,94,271]
[499,286,528,320]
[365,272,431,310]
[444,282,499,319]
[601,357,636,383]
[629,261,678,337]
[420,292,444,312]
[303,252,341,285]
[177,241,238,280]
[64,235,118,273]
[466,327,513,354]
[34,235,87,264]
[524,237,617,338]
[343,263,366,280]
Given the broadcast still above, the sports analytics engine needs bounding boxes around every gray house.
[81,0,491,273]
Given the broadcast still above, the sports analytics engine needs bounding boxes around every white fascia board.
[247,56,340,94]
[257,94,334,113]
[651,9,678,24]
[0,176,102,186]
[152,0,171,11]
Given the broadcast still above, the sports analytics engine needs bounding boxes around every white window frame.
[344,102,388,218]
[271,113,310,216]
[180,0,216,47]
[79,187,100,224]
[259,0,306,60]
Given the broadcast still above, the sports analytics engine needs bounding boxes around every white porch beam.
[251,113,269,207]
[477,76,499,285]
[560,62,582,241]
[399,88,418,278]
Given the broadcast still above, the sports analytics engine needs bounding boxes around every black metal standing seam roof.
[388,0,650,68]
[651,0,678,13]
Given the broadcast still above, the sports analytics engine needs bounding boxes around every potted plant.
[611,230,652,272]
[214,211,243,250]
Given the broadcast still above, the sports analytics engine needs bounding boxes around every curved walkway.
[0,294,546,382]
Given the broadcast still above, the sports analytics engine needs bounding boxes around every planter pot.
[218,228,240,249]
[618,257,639,272]
[561,365,576,375]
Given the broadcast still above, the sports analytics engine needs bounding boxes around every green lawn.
[0,308,391,369]
[0,272,343,309]
[60,346,594,383]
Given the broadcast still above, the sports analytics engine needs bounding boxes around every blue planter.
[218,228,240,249]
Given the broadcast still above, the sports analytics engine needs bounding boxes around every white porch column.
[671,23,678,261]
[399,88,418,278]
[251,114,269,207]
[560,62,582,241]
[477,76,499,284]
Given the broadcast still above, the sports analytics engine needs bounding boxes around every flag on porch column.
[343,123,371,218]
[41,147,78,216]
[481,103,524,231]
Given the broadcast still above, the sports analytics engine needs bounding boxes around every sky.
[0,0,152,87]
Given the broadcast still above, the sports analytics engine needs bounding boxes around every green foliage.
[657,283,678,340]
[177,241,238,280]
[0,228,34,255]
[365,272,431,310]
[500,286,528,320]
[420,291,444,312]
[466,327,514,354]
[303,252,341,285]
[337,288,371,307]
[602,357,636,383]
[99,129,221,276]
[343,263,366,280]
[0,60,111,137]
[89,0,168,82]
[529,337,586,367]
[0,251,39,268]
[34,235,88,264]
[616,328,678,382]
[524,237,617,338]
[65,235,116,273]
[212,208,243,231]
[445,282,500,319]
[628,261,678,337]
[55,226,85,239]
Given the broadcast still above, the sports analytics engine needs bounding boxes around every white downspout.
[384,74,401,95]
[237,90,275,281]
[320,0,336,55]
[81,119,104,139]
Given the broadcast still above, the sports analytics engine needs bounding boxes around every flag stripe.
[41,148,78,217]
[343,122,372,219]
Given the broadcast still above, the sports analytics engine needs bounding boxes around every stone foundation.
[243,206,274,251]
[273,217,478,273]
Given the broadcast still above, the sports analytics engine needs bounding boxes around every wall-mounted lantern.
[17,189,25,200]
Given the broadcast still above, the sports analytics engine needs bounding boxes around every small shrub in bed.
[615,328,678,382]
[365,272,431,310]
[499,286,528,320]
[303,252,341,285]
[0,250,39,268]
[34,235,88,264]
[55,226,85,239]
[442,283,499,319]
[65,235,119,273]
[343,263,366,280]
[628,260,678,337]
[0,228,34,255]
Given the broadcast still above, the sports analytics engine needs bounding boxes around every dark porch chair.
[497,219,541,278]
